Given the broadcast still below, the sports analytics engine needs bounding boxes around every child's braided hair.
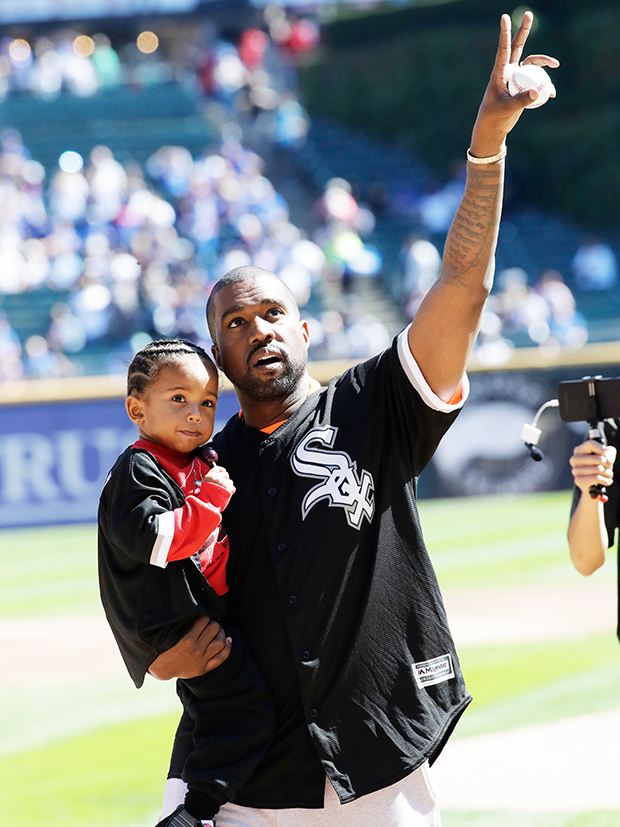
[126,338,217,397]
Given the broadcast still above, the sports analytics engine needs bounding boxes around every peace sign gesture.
[470,11,559,159]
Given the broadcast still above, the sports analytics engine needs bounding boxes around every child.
[98,338,274,827]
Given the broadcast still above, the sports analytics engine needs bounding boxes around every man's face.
[210,277,309,401]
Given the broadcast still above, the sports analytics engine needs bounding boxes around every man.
[151,12,559,826]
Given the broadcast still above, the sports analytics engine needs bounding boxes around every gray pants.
[161,763,441,826]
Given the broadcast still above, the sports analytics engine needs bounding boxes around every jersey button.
[288,594,298,606]
[277,543,287,552]
[302,650,311,661]
[268,487,277,496]
[309,708,318,719]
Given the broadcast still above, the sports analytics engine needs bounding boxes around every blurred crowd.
[396,163,619,366]
[0,7,404,382]
[0,13,618,382]
[476,268,589,366]
[0,7,320,101]
[0,130,388,380]
[0,32,122,98]
[399,226,618,367]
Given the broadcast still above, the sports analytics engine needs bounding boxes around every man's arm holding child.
[150,464,236,679]
[149,615,232,679]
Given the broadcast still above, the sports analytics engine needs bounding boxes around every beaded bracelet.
[466,146,507,165]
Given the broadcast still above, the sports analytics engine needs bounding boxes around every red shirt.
[133,440,231,595]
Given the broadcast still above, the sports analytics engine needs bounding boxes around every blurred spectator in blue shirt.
[571,235,618,291]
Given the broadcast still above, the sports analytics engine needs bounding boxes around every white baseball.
[508,64,553,109]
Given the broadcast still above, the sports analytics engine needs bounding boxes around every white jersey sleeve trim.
[397,325,470,413]
[150,510,175,568]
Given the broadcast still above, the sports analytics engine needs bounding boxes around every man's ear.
[125,394,144,424]
[211,343,222,369]
[301,319,310,349]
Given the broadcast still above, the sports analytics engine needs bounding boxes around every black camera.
[557,376,620,423]
[522,375,620,500]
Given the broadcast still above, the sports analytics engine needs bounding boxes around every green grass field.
[1,491,618,826]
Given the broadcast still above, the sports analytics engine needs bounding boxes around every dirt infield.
[2,580,615,688]
[442,579,618,648]
[434,707,620,812]
[0,612,127,686]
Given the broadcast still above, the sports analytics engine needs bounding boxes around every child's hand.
[204,464,236,495]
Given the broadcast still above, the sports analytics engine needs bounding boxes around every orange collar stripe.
[259,377,322,433]
[447,384,463,406]
[235,377,323,433]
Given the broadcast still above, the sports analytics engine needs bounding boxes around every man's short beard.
[223,351,307,401]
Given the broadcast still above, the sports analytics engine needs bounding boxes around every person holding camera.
[568,426,619,578]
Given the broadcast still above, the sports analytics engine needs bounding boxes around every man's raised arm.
[408,12,559,402]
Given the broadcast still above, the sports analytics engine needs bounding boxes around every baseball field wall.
[2,344,620,528]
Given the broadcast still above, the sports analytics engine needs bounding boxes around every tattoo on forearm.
[442,163,503,285]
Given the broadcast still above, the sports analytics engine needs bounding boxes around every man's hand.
[570,440,617,496]
[148,616,232,680]
[470,11,560,158]
[409,12,559,402]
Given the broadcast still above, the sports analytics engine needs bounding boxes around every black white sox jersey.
[98,447,227,688]
[209,328,472,808]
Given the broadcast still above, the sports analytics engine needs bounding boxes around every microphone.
[521,399,560,461]
[525,443,544,462]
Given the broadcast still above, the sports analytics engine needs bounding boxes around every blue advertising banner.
[0,389,240,529]
[1,356,617,528]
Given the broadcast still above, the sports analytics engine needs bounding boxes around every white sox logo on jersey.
[290,427,375,529]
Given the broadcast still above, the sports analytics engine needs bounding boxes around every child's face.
[126,354,218,453]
